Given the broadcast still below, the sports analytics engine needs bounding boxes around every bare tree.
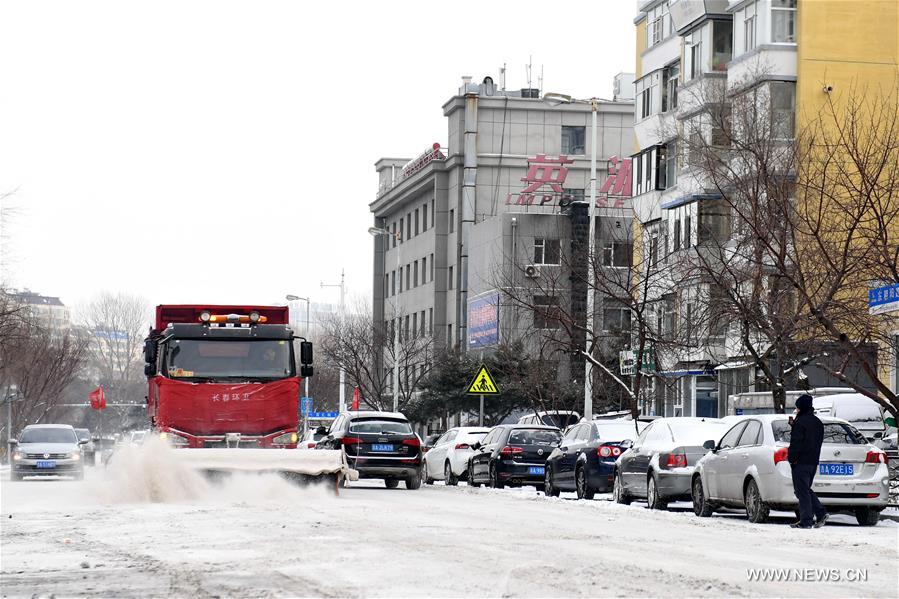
[319,300,433,412]
[80,292,151,405]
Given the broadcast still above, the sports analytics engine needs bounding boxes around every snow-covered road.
[1,453,897,598]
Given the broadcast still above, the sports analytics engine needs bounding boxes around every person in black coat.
[788,394,827,528]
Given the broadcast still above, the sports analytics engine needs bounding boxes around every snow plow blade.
[170,448,358,489]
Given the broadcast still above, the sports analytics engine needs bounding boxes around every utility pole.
[321,270,347,412]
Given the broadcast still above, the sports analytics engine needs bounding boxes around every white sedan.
[691,414,890,526]
[421,426,490,485]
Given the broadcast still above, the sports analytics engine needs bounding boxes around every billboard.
[468,292,500,349]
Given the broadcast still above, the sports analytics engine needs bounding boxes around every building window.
[649,234,659,268]
[448,265,454,290]
[420,310,425,336]
[661,62,679,112]
[447,323,453,348]
[561,126,586,155]
[430,253,435,281]
[405,265,411,290]
[770,81,796,139]
[636,72,660,121]
[390,271,396,296]
[646,2,670,48]
[534,238,561,265]
[413,260,419,287]
[414,209,420,236]
[422,203,428,232]
[392,222,397,248]
[429,307,433,334]
[744,2,757,53]
[712,21,732,71]
[384,273,389,297]
[449,209,455,233]
[431,199,435,227]
[404,315,410,341]
[398,268,403,293]
[665,141,677,188]
[698,199,731,245]
[602,241,632,268]
[771,0,797,43]
[690,38,703,80]
[641,88,652,119]
[412,313,418,338]
[533,295,562,329]
[603,300,632,333]
[421,256,427,283]
[399,219,404,244]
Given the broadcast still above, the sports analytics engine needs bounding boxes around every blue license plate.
[36,460,56,469]
[371,444,394,452]
[528,466,544,476]
[819,463,853,476]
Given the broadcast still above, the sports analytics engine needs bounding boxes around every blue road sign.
[308,411,339,419]
[301,397,313,416]
[869,283,899,314]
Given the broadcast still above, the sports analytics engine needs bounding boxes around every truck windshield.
[165,339,294,380]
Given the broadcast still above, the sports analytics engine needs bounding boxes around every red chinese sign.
[89,386,106,410]
[505,154,632,208]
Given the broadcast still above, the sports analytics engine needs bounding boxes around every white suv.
[691,415,890,526]
[421,427,490,485]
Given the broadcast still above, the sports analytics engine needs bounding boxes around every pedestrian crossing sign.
[467,364,499,395]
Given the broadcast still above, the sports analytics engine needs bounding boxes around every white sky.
[0,0,637,315]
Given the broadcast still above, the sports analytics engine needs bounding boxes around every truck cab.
[144,305,313,449]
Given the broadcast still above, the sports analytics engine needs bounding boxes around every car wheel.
[855,507,880,526]
[422,464,434,485]
[647,473,668,510]
[489,462,504,489]
[575,466,595,500]
[613,470,631,505]
[743,479,770,524]
[467,462,481,488]
[544,466,560,497]
[444,462,458,486]
[405,472,422,490]
[385,478,399,489]
[691,475,713,517]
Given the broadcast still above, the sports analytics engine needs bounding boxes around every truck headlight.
[272,432,298,445]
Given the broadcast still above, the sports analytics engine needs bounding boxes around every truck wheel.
[855,507,880,526]
[405,472,422,490]
[444,462,458,486]
[385,478,399,489]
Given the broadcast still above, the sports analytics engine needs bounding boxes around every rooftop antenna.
[538,64,544,95]
[526,55,532,89]
[500,63,506,91]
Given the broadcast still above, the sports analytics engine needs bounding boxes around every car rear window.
[541,414,579,428]
[668,422,729,446]
[459,431,488,442]
[509,429,562,446]
[349,419,412,435]
[595,424,643,441]
[20,428,78,444]
[772,421,865,444]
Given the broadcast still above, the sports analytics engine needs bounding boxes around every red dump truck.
[142,304,351,481]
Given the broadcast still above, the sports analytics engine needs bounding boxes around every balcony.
[669,0,730,34]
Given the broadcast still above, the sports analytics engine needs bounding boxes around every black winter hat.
[795,394,814,411]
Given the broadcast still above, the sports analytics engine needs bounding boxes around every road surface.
[1,450,897,598]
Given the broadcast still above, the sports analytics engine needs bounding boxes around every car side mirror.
[144,363,156,377]
[143,338,157,364]
[78,439,89,445]
[703,440,716,451]
[300,365,314,378]
[620,439,633,449]
[315,426,327,435]
[8,438,17,445]
[300,341,313,366]
[471,442,481,450]
[873,431,884,439]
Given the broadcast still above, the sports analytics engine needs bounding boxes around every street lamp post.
[544,93,602,421]
[321,271,347,412]
[368,226,401,412]
[285,294,311,400]
[3,383,19,465]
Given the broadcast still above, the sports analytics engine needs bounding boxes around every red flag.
[351,386,360,411]
[89,386,106,410]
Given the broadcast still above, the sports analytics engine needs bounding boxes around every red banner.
[89,386,106,410]
[352,386,361,411]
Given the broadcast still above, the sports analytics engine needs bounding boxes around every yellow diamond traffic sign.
[466,364,499,395]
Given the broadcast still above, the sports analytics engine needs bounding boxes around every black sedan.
[467,425,561,489]
[315,411,422,489]
[544,419,645,499]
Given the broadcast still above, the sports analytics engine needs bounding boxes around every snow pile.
[93,438,334,504]
[94,437,211,503]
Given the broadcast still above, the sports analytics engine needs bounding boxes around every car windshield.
[20,428,77,444]
[541,413,579,428]
[166,339,294,380]
[509,429,562,445]
[772,421,866,444]
[75,429,91,441]
[669,422,729,445]
[595,424,643,441]
[834,403,884,430]
[349,419,413,435]
[460,431,488,442]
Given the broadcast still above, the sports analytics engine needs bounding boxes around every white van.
[812,393,887,442]
[517,410,580,429]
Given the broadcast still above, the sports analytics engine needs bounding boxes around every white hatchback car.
[421,426,490,485]
[691,415,890,526]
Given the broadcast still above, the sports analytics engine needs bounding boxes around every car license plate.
[371,444,394,452]
[819,463,853,476]
[528,466,544,476]
[36,460,56,469]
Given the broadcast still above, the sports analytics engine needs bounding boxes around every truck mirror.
[144,363,156,377]
[300,341,313,366]
[301,364,314,378]
[144,339,157,364]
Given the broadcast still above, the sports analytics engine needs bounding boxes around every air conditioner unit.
[524,264,541,278]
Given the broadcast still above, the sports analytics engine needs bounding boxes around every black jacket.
[788,411,824,466]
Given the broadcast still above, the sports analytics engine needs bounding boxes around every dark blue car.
[544,420,646,499]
